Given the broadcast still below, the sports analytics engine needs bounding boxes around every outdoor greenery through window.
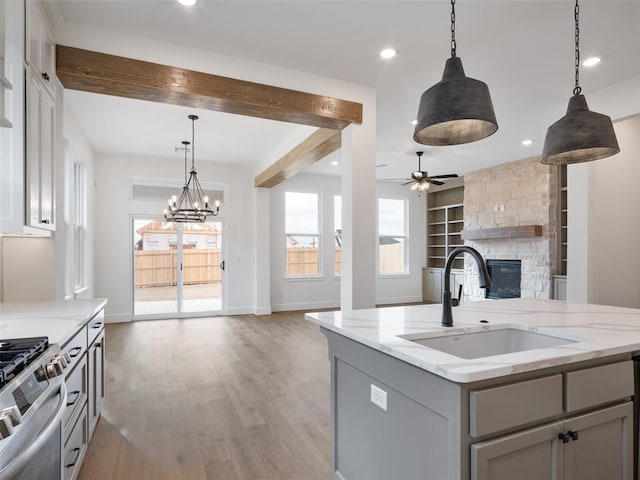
[378,198,407,274]
[285,192,320,275]
[334,195,342,274]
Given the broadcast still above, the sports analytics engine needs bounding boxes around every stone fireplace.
[462,156,558,301]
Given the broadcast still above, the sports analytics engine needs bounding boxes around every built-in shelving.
[427,186,464,269]
[559,165,567,275]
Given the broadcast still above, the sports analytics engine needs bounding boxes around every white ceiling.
[58,0,640,181]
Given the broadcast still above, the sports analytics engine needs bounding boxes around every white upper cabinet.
[25,0,56,97]
[0,0,26,234]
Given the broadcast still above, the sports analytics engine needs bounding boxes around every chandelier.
[164,114,220,223]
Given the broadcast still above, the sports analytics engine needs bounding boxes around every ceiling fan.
[400,152,459,194]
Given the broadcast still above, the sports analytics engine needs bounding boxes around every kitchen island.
[306,299,640,480]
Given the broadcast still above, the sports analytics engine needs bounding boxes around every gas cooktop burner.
[0,337,49,389]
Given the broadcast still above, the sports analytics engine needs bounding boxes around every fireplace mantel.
[461,225,543,241]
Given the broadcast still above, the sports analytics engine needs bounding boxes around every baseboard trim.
[271,301,340,312]
[255,306,272,315]
[375,295,422,305]
[224,306,255,315]
[105,313,132,323]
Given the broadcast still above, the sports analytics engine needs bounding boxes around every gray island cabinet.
[323,329,633,480]
[306,299,640,480]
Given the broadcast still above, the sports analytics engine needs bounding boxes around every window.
[378,198,407,274]
[74,162,87,291]
[285,192,320,275]
[334,195,342,274]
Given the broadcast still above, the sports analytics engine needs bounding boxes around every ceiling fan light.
[541,94,620,165]
[413,57,498,146]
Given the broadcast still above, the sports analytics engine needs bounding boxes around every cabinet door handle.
[66,390,81,407]
[568,430,579,441]
[558,432,571,444]
[92,322,103,329]
[40,219,50,224]
[68,346,82,358]
[95,340,103,350]
[42,72,50,81]
[65,447,81,468]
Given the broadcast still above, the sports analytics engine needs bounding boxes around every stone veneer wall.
[463,156,558,301]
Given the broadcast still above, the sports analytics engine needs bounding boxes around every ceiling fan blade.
[429,174,459,179]
[401,181,414,186]
[426,179,445,186]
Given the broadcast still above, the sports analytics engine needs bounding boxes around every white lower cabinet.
[63,407,88,480]
[471,402,633,480]
[422,268,442,303]
[88,328,105,439]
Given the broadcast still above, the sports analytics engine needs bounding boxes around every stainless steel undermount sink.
[400,326,581,359]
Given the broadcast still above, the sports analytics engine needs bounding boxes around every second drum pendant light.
[414,0,498,146]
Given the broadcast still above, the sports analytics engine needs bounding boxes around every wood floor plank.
[78,311,333,480]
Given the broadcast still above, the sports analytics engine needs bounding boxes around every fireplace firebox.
[485,260,521,299]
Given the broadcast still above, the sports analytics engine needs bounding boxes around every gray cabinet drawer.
[62,328,87,373]
[470,375,563,438]
[87,309,104,346]
[63,406,88,480]
[63,355,87,439]
[564,361,634,413]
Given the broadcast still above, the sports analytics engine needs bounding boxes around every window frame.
[73,161,88,293]
[284,191,322,278]
[377,196,409,276]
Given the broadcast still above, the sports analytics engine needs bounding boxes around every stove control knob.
[54,354,68,368]
[45,360,64,378]
[60,351,71,363]
[0,412,15,440]
[0,406,22,427]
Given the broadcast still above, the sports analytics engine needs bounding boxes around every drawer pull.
[568,430,579,441]
[558,432,570,444]
[42,72,50,81]
[92,322,103,329]
[66,390,81,407]
[65,447,81,468]
[68,347,82,358]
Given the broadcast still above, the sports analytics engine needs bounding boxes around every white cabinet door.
[88,330,105,439]
[25,66,55,230]
[423,268,442,303]
[25,0,55,96]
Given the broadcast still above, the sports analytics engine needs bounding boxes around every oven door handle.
[0,382,67,480]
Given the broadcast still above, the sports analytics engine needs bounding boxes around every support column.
[255,187,272,314]
[340,119,377,311]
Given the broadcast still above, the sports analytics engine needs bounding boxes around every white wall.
[269,173,425,311]
[567,75,640,304]
[588,115,640,308]
[94,153,257,322]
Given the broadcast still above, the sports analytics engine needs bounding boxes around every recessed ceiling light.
[411,120,418,126]
[178,0,196,6]
[522,139,534,146]
[331,161,339,166]
[582,57,601,67]
[380,48,396,59]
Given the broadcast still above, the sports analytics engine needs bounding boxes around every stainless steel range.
[0,337,70,480]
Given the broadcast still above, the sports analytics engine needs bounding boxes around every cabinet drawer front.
[470,375,563,438]
[63,355,87,437]
[62,328,87,373]
[63,407,88,480]
[564,361,634,413]
[87,309,104,346]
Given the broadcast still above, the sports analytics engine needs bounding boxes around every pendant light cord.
[450,0,457,58]
[191,117,196,170]
[573,0,581,95]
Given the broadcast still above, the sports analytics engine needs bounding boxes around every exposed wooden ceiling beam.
[255,128,341,188]
[56,45,362,130]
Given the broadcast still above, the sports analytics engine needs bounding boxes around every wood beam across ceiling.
[56,45,363,130]
[255,128,341,188]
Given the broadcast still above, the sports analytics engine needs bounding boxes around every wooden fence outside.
[135,244,406,287]
[134,249,222,288]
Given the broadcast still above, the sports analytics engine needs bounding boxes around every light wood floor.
[78,312,333,480]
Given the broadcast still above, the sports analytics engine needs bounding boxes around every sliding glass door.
[132,216,225,319]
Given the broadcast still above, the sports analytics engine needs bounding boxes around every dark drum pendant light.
[414,0,498,146]
[541,0,620,165]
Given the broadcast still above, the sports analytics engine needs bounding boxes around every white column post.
[255,187,272,314]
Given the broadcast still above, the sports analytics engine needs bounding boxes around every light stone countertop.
[0,298,108,345]
[305,298,640,383]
